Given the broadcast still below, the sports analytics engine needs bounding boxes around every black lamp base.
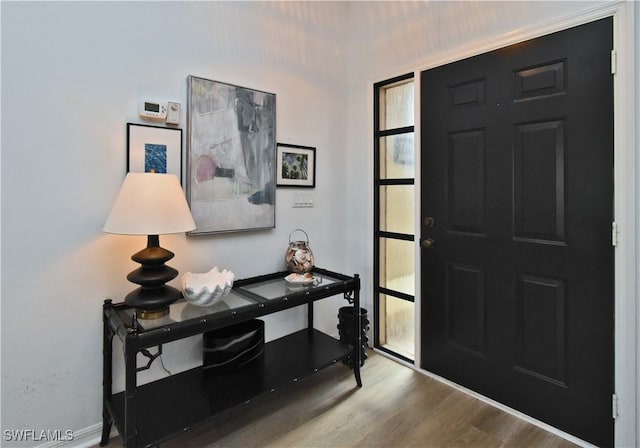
[125,234,181,319]
[125,285,182,319]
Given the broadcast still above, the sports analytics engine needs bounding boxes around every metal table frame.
[101,268,362,448]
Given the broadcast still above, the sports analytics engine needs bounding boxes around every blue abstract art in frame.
[127,123,182,181]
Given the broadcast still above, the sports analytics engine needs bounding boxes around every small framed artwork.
[127,123,183,180]
[276,143,316,188]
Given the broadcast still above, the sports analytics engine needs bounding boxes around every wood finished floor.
[99,352,579,448]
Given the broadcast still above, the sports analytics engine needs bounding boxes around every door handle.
[422,238,435,249]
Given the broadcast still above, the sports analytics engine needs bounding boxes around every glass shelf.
[117,291,258,332]
[237,272,340,300]
[111,269,353,335]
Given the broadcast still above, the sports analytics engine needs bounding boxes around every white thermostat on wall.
[139,100,167,120]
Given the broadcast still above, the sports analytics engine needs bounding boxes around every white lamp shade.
[104,173,196,235]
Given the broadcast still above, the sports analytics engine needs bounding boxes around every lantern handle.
[289,229,310,244]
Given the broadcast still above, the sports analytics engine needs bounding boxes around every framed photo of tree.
[276,143,316,188]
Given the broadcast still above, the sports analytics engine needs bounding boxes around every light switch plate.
[293,193,314,208]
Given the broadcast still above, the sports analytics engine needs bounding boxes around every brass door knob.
[422,238,435,249]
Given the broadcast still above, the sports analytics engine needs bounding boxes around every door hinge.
[611,50,617,75]
[612,393,619,419]
[612,222,619,246]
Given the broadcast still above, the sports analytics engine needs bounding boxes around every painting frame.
[127,123,183,181]
[276,143,316,188]
[186,75,277,235]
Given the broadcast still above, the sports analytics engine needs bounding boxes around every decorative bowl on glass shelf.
[181,267,234,307]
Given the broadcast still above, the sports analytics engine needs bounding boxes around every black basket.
[337,307,369,368]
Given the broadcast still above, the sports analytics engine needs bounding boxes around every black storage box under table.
[203,319,265,374]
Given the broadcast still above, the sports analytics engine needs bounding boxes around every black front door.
[420,18,614,447]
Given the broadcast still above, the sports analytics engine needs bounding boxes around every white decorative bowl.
[181,267,235,307]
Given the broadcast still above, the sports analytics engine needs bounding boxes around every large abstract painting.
[187,76,276,234]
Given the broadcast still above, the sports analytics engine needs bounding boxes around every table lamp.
[104,173,196,319]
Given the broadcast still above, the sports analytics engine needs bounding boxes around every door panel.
[514,120,566,243]
[446,262,486,355]
[448,130,486,235]
[514,274,566,385]
[421,18,613,447]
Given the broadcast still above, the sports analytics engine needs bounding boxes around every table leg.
[308,300,315,330]
[353,276,362,387]
[100,301,114,446]
[124,335,138,448]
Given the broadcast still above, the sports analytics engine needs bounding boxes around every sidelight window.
[374,74,415,362]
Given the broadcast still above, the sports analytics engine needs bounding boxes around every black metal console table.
[101,267,362,448]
